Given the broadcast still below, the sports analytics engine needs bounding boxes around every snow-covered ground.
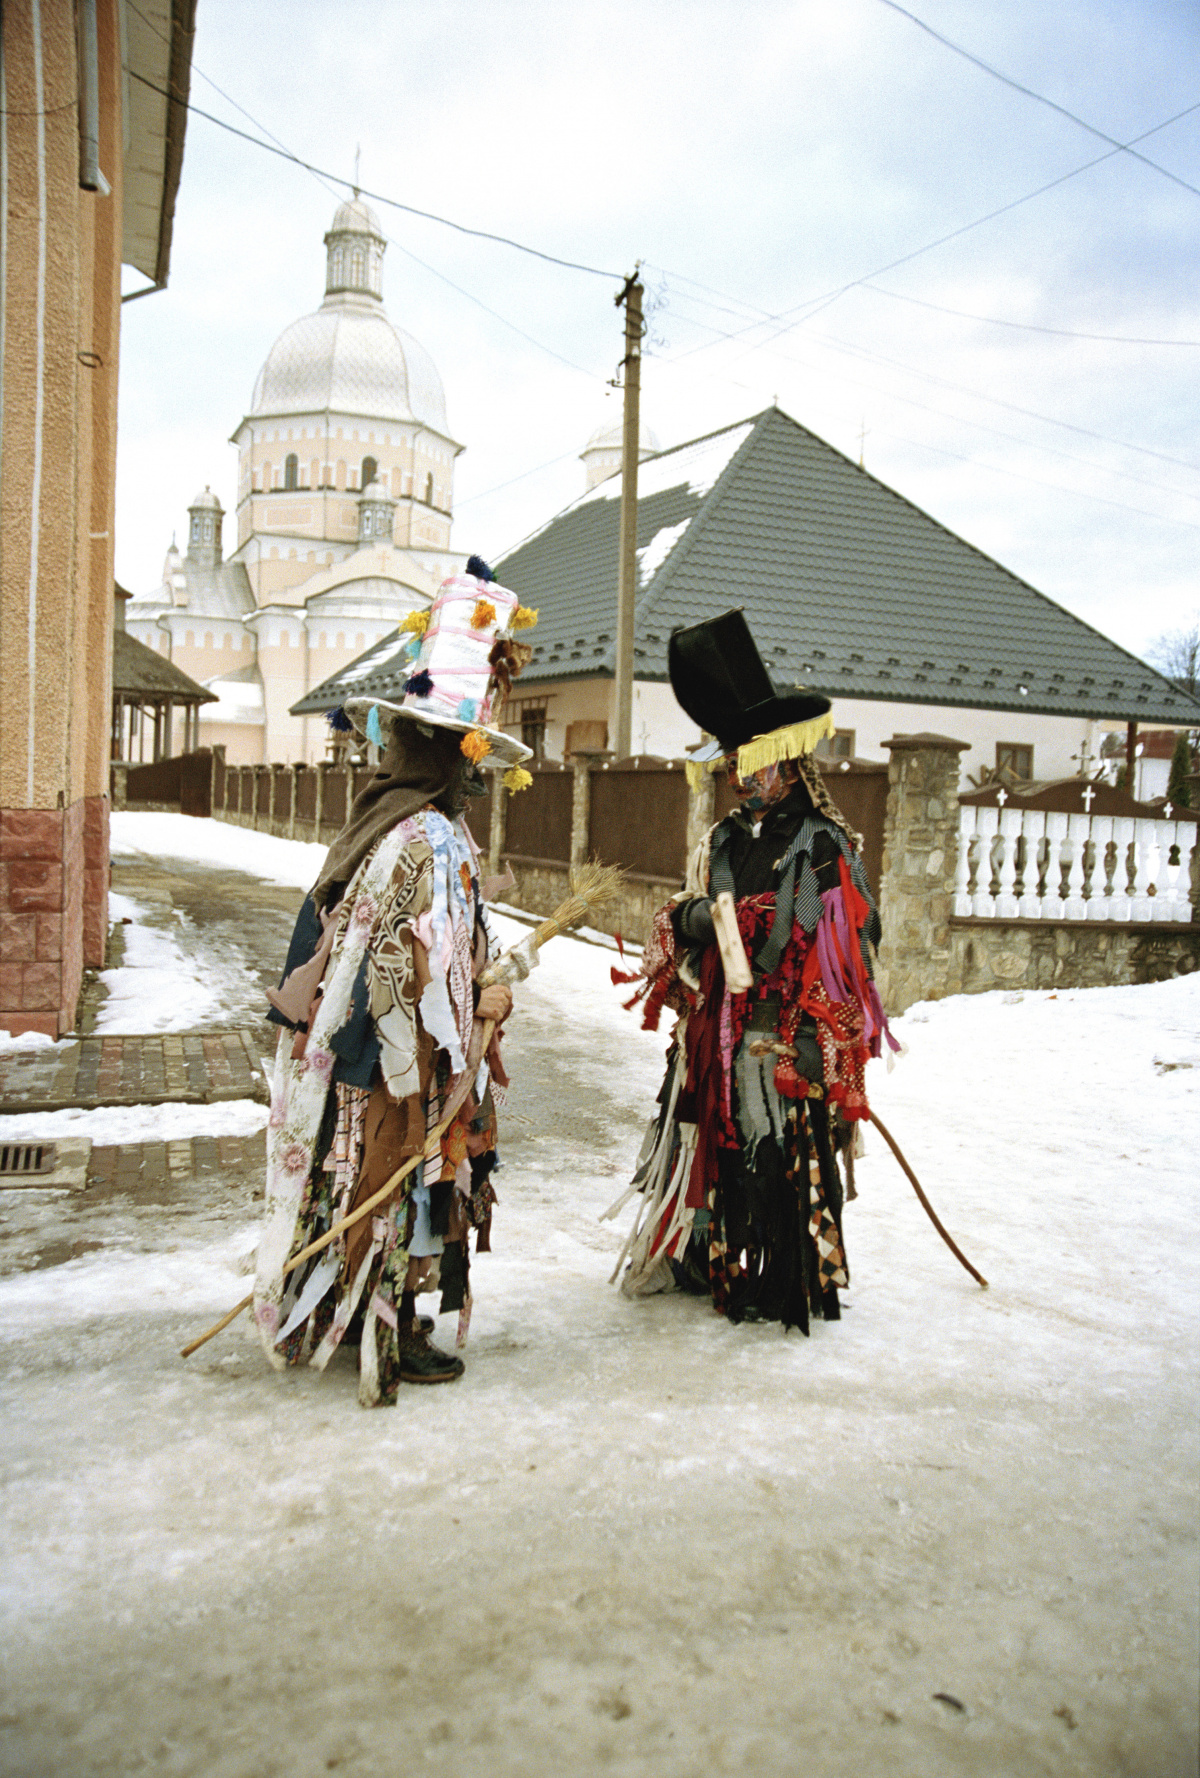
[0,818,1195,1775]
[110,810,328,889]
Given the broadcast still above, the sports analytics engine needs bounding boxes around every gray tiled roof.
[297,406,1200,727]
[498,405,1200,726]
[112,630,216,702]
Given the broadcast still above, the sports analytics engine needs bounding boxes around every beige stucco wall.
[1,0,123,1029]
[0,0,118,809]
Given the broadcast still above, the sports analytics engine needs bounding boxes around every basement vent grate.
[0,1143,57,1178]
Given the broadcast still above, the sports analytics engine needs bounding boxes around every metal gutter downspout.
[78,0,109,193]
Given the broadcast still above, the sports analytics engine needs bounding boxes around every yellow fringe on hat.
[503,765,533,794]
[510,606,539,630]
[461,728,492,763]
[400,608,430,635]
[685,759,709,794]
[735,712,835,778]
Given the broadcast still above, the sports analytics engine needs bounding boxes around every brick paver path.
[0,1030,267,1113]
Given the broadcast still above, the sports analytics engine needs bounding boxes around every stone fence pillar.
[110,761,128,811]
[569,751,609,866]
[876,733,969,1015]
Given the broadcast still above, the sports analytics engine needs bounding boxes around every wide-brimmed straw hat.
[343,557,536,773]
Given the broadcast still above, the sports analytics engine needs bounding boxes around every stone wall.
[874,732,1198,1012]
[874,734,968,1015]
[950,919,1200,994]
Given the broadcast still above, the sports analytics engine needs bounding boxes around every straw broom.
[181,861,626,1359]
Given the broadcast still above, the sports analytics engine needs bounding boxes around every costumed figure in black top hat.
[252,559,539,1404]
[608,610,897,1329]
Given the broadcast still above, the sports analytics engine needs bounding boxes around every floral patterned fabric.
[253,807,500,1406]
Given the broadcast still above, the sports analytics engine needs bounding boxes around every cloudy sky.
[116,0,1199,662]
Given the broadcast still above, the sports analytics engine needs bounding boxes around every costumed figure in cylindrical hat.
[608,609,898,1329]
[252,557,538,1404]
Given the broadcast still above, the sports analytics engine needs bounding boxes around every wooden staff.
[181,860,627,1360]
[867,1109,988,1289]
[746,1036,987,1288]
[180,1019,495,1359]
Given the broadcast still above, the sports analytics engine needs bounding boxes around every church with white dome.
[127,195,467,764]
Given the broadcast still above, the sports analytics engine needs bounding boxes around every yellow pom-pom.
[503,766,533,794]
[400,608,430,635]
[511,606,538,631]
[470,598,497,630]
[460,728,492,764]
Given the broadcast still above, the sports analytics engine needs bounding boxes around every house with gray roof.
[296,405,1200,786]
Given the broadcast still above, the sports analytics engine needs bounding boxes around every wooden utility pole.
[613,270,643,761]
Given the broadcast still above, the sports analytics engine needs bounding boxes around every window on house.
[512,698,548,759]
[997,742,1033,781]
[284,453,298,490]
[361,455,378,489]
[425,472,435,505]
[816,728,855,761]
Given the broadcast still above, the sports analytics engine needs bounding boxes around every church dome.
[250,307,450,434]
[248,195,451,437]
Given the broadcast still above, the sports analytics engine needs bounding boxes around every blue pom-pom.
[466,554,495,583]
[365,705,384,747]
[404,669,433,698]
[456,697,479,722]
[326,706,353,733]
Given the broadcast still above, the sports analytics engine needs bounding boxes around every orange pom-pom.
[461,728,492,763]
[470,599,497,630]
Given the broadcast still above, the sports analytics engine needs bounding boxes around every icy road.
[0,814,1196,1776]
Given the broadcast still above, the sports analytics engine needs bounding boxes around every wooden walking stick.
[181,861,627,1359]
[866,1109,989,1288]
[747,1036,988,1290]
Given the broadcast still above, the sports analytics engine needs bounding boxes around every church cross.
[353,143,361,195]
[996,786,1008,806]
[1081,784,1096,811]
[1164,801,1174,819]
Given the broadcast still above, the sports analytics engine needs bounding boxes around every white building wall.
[531,676,1125,788]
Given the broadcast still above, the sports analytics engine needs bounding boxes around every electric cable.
[858,283,1200,347]
[874,0,1200,198]
[123,66,625,281]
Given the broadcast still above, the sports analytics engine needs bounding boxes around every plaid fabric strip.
[800,1102,849,1290]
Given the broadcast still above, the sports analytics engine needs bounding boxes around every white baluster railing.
[955,803,1196,923]
[971,805,999,917]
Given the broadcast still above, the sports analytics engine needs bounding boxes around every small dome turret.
[186,488,224,568]
[580,417,660,491]
[357,476,396,546]
[323,193,386,303]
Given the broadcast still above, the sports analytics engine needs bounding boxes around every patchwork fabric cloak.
[609,782,896,1331]
[253,807,503,1405]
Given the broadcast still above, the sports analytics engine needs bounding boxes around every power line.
[859,283,1200,347]
[456,448,583,509]
[874,0,1200,198]
[649,309,1199,508]
[120,28,602,380]
[648,99,1200,362]
[805,325,1199,472]
[123,67,625,281]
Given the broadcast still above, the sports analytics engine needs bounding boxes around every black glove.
[671,896,716,946]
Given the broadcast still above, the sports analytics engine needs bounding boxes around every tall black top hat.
[669,609,831,764]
